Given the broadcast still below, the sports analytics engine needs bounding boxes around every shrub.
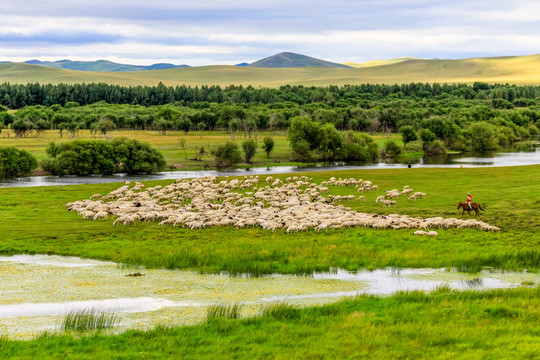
[382,139,402,158]
[424,139,446,155]
[468,121,498,152]
[42,138,165,176]
[0,147,38,179]
[262,136,275,157]
[242,139,257,163]
[343,131,379,162]
[211,142,243,170]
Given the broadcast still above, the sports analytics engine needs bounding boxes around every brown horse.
[457,202,485,217]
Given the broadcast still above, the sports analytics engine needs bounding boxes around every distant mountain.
[249,52,352,69]
[235,62,250,67]
[22,59,190,72]
[344,57,423,68]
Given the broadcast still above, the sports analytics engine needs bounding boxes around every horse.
[457,202,485,217]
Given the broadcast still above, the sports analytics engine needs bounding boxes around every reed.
[59,308,120,332]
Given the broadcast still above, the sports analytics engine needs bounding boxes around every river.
[1,147,538,188]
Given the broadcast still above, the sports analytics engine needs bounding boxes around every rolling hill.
[249,52,352,69]
[22,59,189,72]
[344,57,423,68]
[0,54,539,87]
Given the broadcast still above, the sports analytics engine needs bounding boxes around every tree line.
[0,82,538,109]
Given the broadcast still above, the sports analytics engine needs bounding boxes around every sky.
[1,0,539,66]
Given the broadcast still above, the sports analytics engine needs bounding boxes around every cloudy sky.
[1,0,539,66]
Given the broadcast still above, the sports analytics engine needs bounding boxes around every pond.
[1,146,539,188]
[0,255,537,339]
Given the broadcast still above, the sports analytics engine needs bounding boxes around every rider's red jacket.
[467,195,472,202]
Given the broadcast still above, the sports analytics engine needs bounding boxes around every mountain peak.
[249,52,351,69]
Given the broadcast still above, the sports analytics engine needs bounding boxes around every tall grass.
[206,304,242,321]
[261,302,302,320]
[59,308,120,332]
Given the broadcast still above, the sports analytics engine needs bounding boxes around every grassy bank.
[0,166,538,274]
[1,286,539,359]
[0,129,406,171]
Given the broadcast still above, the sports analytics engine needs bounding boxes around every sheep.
[358,196,365,201]
[427,231,438,237]
[413,230,426,236]
[69,175,499,234]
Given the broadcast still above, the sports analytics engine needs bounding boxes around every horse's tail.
[478,204,485,211]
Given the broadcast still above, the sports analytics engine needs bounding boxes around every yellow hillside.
[0,54,539,87]
[344,57,422,68]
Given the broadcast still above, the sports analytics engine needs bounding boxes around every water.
[0,255,537,339]
[0,147,538,188]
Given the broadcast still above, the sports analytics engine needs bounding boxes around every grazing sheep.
[427,231,438,237]
[68,175,499,234]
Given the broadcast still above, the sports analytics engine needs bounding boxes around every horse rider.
[466,192,472,210]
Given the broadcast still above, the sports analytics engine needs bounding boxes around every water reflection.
[0,255,538,339]
[0,147,538,188]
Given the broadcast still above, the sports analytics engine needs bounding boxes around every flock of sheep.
[66,175,500,234]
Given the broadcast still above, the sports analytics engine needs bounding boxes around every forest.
[0,82,538,164]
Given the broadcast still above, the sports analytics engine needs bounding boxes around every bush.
[242,139,257,163]
[382,139,402,158]
[343,131,379,162]
[424,139,446,155]
[211,142,243,170]
[468,122,499,152]
[42,138,165,176]
[0,147,38,178]
[262,136,275,157]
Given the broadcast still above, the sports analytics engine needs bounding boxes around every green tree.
[242,139,257,163]
[0,147,38,178]
[262,136,275,157]
[468,122,498,151]
[177,118,192,135]
[317,123,345,161]
[400,126,417,149]
[211,142,242,170]
[419,129,436,151]
[287,116,321,161]
[382,139,402,158]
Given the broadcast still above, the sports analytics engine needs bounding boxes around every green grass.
[206,304,243,322]
[1,54,540,87]
[59,308,120,332]
[2,287,540,359]
[0,166,538,275]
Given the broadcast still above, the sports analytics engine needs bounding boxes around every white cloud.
[0,1,538,65]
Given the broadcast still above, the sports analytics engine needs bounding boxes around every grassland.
[1,166,539,358]
[0,129,404,171]
[0,166,538,275]
[1,54,540,87]
[1,287,539,359]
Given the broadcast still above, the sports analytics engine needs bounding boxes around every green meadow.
[1,165,539,358]
[1,287,539,359]
[0,166,538,275]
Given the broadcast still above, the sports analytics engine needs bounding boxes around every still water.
[0,255,537,339]
[1,147,539,188]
